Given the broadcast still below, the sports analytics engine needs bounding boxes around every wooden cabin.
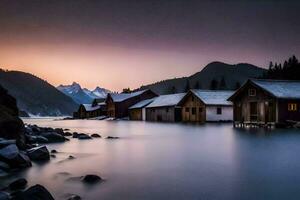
[145,93,186,122]
[228,79,300,126]
[179,90,234,123]
[129,98,156,120]
[73,102,106,119]
[106,89,157,119]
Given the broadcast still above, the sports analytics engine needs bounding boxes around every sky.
[0,0,299,91]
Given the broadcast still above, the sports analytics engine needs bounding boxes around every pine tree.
[235,82,241,90]
[194,81,201,89]
[184,80,191,92]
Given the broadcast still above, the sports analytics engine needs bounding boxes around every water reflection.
[1,118,300,200]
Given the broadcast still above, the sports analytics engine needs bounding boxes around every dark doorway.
[250,102,258,121]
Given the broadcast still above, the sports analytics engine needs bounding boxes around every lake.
[2,118,300,200]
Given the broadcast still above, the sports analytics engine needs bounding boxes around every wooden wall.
[278,99,300,123]
[180,93,206,123]
[129,108,142,120]
[146,107,179,122]
[232,83,276,123]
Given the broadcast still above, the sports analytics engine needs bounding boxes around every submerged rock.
[77,134,92,140]
[40,132,66,143]
[0,161,10,171]
[9,178,27,190]
[91,134,101,138]
[66,194,81,200]
[81,174,103,184]
[50,149,57,154]
[72,132,79,138]
[68,155,75,160]
[63,132,73,137]
[106,136,120,139]
[12,184,55,200]
[27,146,50,161]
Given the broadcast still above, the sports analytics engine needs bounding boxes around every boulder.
[77,134,92,140]
[81,174,102,184]
[50,154,56,158]
[63,132,73,137]
[72,132,79,138]
[0,168,9,177]
[27,146,50,161]
[68,155,75,160]
[91,134,101,138]
[0,139,16,148]
[12,184,55,200]
[54,128,64,135]
[40,132,66,143]
[0,144,31,168]
[9,178,28,190]
[0,191,9,200]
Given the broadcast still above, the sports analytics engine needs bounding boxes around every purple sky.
[0,0,299,91]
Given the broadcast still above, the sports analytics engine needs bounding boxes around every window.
[288,103,297,111]
[217,107,222,115]
[185,107,190,112]
[199,107,203,112]
[166,108,169,113]
[248,89,256,96]
[192,107,196,115]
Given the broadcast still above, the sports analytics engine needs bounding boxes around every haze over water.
[1,118,299,200]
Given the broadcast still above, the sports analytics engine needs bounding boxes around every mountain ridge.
[139,61,266,94]
[0,69,78,116]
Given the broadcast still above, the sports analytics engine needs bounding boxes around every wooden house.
[74,102,106,119]
[228,79,300,126]
[145,93,186,122]
[129,98,156,120]
[179,90,234,123]
[106,89,157,119]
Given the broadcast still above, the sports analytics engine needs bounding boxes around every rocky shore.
[0,85,110,199]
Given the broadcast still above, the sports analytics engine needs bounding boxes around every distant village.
[73,79,300,128]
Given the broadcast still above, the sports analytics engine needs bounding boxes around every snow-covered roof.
[251,79,300,99]
[191,90,234,106]
[82,104,101,111]
[129,98,156,109]
[109,90,149,102]
[146,93,186,108]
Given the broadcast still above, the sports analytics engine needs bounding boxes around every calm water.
[2,118,300,200]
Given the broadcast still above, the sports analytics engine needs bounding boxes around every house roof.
[82,104,101,111]
[228,79,300,101]
[109,90,150,102]
[146,93,186,108]
[129,98,156,109]
[251,79,300,99]
[190,90,234,106]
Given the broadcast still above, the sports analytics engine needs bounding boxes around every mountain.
[0,69,78,116]
[139,62,267,94]
[57,82,110,104]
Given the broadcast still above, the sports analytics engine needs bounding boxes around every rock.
[54,128,64,135]
[50,150,57,154]
[66,194,81,200]
[106,136,120,139]
[41,132,66,143]
[9,178,27,190]
[0,161,10,171]
[0,168,9,177]
[0,139,16,148]
[0,191,9,200]
[91,134,101,138]
[50,154,56,158]
[63,132,73,136]
[26,136,49,144]
[68,155,75,159]
[81,174,102,184]
[27,146,50,161]
[77,134,92,140]
[72,132,78,138]
[12,184,55,200]
[0,144,31,168]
